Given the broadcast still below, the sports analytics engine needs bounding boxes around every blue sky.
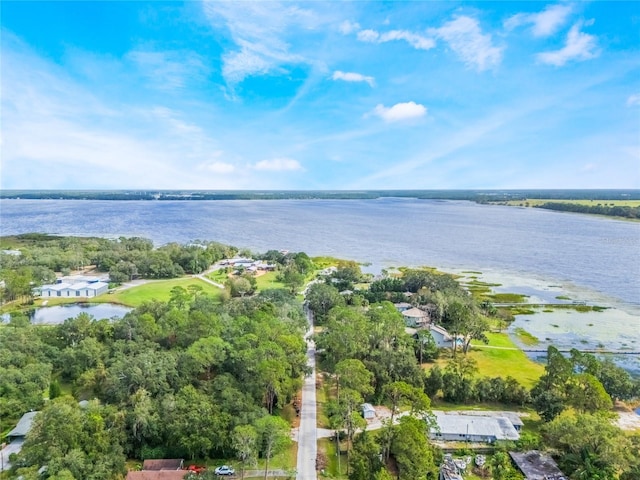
[1,1,639,190]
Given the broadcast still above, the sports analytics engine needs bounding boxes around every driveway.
[1,439,24,472]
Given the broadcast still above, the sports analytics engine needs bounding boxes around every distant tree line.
[4,189,638,202]
[535,201,640,219]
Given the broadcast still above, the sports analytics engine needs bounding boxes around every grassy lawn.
[317,438,348,479]
[102,277,222,307]
[426,333,544,389]
[316,376,331,429]
[255,271,286,291]
[469,333,544,388]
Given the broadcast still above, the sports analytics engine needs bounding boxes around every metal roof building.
[430,412,520,443]
[6,411,38,441]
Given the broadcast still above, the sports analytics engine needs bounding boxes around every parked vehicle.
[214,465,235,476]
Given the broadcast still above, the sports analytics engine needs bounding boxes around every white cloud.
[339,20,360,35]
[203,1,326,85]
[537,22,599,66]
[372,102,427,122]
[504,4,573,37]
[429,16,503,71]
[127,49,208,90]
[200,161,235,174]
[332,70,375,87]
[254,158,303,171]
[379,30,435,50]
[357,29,380,43]
[626,94,640,107]
[357,28,435,50]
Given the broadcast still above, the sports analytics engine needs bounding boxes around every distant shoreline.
[1,188,639,202]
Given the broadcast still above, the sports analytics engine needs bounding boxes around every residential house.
[429,412,520,443]
[401,307,430,327]
[394,302,412,312]
[428,324,454,348]
[6,411,38,442]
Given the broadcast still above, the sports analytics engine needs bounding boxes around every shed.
[6,411,38,441]
[361,403,376,420]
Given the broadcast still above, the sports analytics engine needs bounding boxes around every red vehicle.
[185,465,207,474]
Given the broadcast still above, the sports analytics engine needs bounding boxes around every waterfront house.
[401,307,430,327]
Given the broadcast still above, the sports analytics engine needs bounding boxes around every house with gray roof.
[6,411,38,441]
[430,412,520,443]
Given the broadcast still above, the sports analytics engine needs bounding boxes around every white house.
[428,324,454,348]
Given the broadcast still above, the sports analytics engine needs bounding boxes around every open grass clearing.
[425,333,544,388]
[102,277,223,307]
[317,438,347,479]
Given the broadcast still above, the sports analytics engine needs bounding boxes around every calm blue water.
[1,198,639,308]
[1,304,132,325]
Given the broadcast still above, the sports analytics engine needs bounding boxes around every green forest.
[1,235,640,480]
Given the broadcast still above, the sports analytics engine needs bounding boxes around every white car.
[214,465,235,476]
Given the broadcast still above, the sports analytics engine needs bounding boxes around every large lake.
[2,198,638,307]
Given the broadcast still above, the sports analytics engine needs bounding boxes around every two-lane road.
[296,308,318,480]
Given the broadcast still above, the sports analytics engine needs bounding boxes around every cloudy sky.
[1,1,639,190]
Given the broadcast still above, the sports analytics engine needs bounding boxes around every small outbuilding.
[362,403,376,420]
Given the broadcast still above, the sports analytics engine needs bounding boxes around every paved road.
[0,439,24,472]
[296,308,318,480]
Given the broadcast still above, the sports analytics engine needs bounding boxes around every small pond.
[1,303,132,325]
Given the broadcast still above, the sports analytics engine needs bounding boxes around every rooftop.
[432,413,520,441]
[509,451,568,480]
[7,411,38,438]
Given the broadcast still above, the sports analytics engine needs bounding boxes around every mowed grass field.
[426,332,544,389]
[105,277,223,306]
